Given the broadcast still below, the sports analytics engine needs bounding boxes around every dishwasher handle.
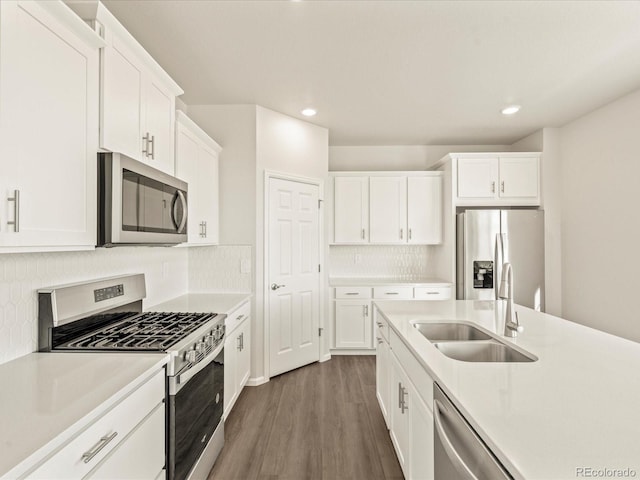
[433,398,480,480]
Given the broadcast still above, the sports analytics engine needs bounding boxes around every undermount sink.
[434,341,537,363]
[412,321,537,363]
[413,322,492,342]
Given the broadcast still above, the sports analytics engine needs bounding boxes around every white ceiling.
[102,0,640,146]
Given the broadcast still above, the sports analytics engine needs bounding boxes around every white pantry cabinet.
[0,0,103,252]
[175,111,222,245]
[452,153,541,206]
[28,369,165,480]
[69,2,183,175]
[332,172,443,245]
[224,301,251,418]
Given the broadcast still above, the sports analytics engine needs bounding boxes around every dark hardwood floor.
[208,356,403,480]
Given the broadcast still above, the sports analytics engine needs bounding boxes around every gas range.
[38,274,227,480]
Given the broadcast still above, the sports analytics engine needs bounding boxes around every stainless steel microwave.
[98,153,188,246]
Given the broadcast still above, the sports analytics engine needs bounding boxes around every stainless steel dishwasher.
[433,383,513,479]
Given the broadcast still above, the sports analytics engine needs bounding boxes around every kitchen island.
[374,299,640,479]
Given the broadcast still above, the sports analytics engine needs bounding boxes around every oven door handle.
[170,342,224,395]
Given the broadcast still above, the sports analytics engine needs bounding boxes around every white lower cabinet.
[224,302,251,418]
[380,322,434,480]
[28,369,165,479]
[333,284,451,352]
[335,299,372,349]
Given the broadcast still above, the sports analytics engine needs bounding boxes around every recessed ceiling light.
[301,108,317,117]
[501,105,521,115]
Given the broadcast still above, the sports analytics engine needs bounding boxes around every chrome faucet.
[499,263,524,338]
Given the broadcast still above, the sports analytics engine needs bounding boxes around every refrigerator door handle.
[495,233,506,299]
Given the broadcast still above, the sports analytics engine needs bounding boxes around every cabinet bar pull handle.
[398,382,403,408]
[82,432,118,463]
[376,321,383,327]
[203,221,207,238]
[150,135,155,160]
[376,337,383,345]
[501,181,505,193]
[345,292,359,295]
[237,335,242,351]
[400,228,403,239]
[364,305,369,316]
[491,181,496,193]
[142,133,150,157]
[401,386,408,414]
[7,190,20,232]
[408,228,412,240]
[385,292,399,295]
[236,314,245,321]
[361,228,365,240]
[426,292,438,295]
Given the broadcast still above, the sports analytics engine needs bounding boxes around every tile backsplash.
[0,247,188,365]
[329,245,432,279]
[188,245,252,293]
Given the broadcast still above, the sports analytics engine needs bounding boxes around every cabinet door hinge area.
[318,327,324,337]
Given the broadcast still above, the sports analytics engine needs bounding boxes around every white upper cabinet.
[0,0,104,252]
[332,172,442,245]
[457,156,499,199]
[71,1,183,175]
[407,176,442,244]
[334,176,369,243]
[452,153,541,206]
[175,111,221,245]
[369,176,407,244]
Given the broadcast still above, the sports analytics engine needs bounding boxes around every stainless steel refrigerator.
[457,209,545,311]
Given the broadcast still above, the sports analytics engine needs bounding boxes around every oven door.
[168,345,224,480]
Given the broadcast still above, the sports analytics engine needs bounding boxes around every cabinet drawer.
[86,402,165,479]
[335,287,371,299]
[225,300,251,335]
[373,286,413,299]
[29,369,165,479]
[413,286,452,300]
[390,330,433,412]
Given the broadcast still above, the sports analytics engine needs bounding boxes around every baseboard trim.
[330,349,377,356]
[246,376,268,387]
[320,353,332,363]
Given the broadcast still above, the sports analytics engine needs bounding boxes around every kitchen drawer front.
[29,369,165,479]
[226,300,251,335]
[335,286,372,299]
[413,286,452,300]
[86,402,165,479]
[390,330,434,412]
[373,286,413,299]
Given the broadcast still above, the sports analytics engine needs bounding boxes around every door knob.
[271,283,285,291]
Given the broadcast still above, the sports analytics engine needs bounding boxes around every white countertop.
[329,277,452,286]
[0,352,168,478]
[374,300,640,480]
[148,293,251,315]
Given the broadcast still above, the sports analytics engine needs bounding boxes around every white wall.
[511,128,563,316]
[0,247,188,365]
[329,144,511,171]
[558,88,640,342]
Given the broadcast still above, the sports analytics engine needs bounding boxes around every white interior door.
[268,177,320,377]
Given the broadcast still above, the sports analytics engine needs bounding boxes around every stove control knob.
[196,341,206,353]
[185,350,197,364]
[205,334,215,347]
